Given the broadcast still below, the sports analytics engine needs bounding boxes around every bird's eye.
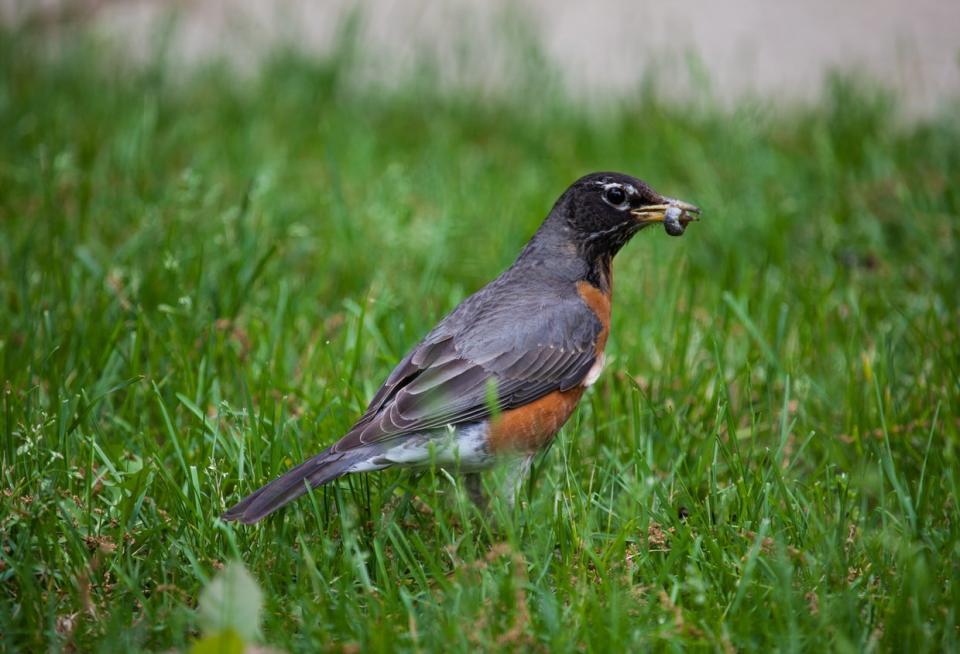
[603,185,628,208]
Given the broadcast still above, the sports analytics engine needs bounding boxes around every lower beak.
[630,198,702,226]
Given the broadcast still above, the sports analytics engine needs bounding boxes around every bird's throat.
[584,253,614,295]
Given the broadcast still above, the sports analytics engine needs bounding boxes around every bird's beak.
[630,197,701,227]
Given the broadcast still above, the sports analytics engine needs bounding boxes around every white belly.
[582,353,605,387]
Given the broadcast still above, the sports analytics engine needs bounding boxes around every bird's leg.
[464,454,533,513]
[464,472,488,511]
[501,455,534,509]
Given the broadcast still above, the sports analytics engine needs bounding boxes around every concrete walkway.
[8,0,960,115]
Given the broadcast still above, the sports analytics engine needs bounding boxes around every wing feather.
[331,290,603,452]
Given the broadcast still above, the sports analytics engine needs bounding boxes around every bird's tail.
[222,447,358,524]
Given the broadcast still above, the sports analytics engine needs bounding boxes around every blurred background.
[2,2,959,653]
[4,0,960,115]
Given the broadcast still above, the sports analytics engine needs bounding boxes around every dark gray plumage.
[223,172,699,524]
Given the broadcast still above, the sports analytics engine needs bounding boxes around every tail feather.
[222,447,359,524]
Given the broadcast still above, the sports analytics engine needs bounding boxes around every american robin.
[224,172,699,524]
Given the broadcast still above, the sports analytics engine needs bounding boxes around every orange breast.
[576,280,611,356]
[486,279,613,455]
[487,387,586,454]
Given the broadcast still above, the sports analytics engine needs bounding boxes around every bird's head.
[559,172,700,258]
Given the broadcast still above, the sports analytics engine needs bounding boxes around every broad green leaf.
[189,630,245,654]
[197,562,263,642]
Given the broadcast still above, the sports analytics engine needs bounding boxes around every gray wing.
[331,285,602,452]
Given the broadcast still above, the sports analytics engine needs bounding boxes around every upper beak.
[630,197,702,226]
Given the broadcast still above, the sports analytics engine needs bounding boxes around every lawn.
[1,25,958,653]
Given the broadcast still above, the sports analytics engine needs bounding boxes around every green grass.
[1,25,959,653]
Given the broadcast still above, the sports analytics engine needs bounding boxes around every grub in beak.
[630,198,701,236]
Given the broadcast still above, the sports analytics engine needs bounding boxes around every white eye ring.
[602,184,630,210]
